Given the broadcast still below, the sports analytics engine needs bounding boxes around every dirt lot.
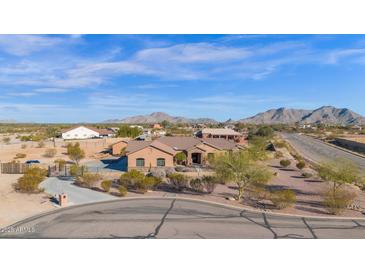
[0,137,126,165]
[0,174,55,228]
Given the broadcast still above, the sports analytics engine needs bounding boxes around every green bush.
[101,180,112,192]
[280,159,291,168]
[15,166,47,193]
[296,161,306,170]
[119,185,128,197]
[190,178,204,193]
[270,189,296,209]
[77,172,103,188]
[120,170,145,188]
[322,188,356,215]
[167,173,189,191]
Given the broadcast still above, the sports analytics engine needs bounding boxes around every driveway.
[282,133,365,170]
[2,198,365,238]
[40,177,117,205]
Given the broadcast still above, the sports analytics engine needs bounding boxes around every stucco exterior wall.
[112,141,128,155]
[128,146,174,171]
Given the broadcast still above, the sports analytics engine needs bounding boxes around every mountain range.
[102,106,365,125]
[103,112,218,124]
[239,106,365,125]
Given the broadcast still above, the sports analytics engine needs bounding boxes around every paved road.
[282,133,365,170]
[1,198,365,238]
[40,177,117,205]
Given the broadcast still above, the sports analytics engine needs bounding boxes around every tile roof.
[201,128,242,136]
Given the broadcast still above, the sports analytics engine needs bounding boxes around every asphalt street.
[1,198,365,238]
[282,133,365,170]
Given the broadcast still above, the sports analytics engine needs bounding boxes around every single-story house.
[195,128,248,145]
[125,136,242,171]
[61,126,114,140]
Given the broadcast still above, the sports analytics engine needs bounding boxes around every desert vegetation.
[14,166,47,193]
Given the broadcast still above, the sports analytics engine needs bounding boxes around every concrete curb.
[2,196,365,231]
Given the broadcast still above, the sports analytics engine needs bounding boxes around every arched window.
[157,158,165,167]
[136,158,145,167]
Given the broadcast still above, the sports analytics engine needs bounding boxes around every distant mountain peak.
[240,106,365,125]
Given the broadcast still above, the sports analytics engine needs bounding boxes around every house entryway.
[191,153,202,164]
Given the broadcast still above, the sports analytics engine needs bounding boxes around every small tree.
[15,166,47,193]
[54,159,66,170]
[190,178,204,193]
[213,151,272,200]
[174,152,187,165]
[280,159,291,168]
[247,137,269,161]
[101,180,112,192]
[296,161,306,170]
[77,172,103,188]
[318,159,361,200]
[322,187,356,215]
[67,142,85,165]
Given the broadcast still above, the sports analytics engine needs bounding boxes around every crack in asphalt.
[239,210,278,239]
[147,199,176,239]
[302,218,318,239]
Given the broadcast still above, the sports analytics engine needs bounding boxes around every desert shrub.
[280,159,291,168]
[2,137,10,144]
[101,180,112,192]
[322,188,356,215]
[37,141,45,148]
[274,151,284,159]
[21,144,27,149]
[274,140,286,148]
[174,152,187,165]
[167,173,189,191]
[189,178,204,193]
[292,154,303,161]
[302,172,313,178]
[119,185,128,197]
[175,165,185,172]
[296,161,306,170]
[120,170,145,188]
[137,176,162,193]
[150,168,166,179]
[15,166,47,193]
[69,164,79,176]
[77,172,103,188]
[54,159,66,170]
[14,153,26,159]
[201,176,218,193]
[270,189,297,209]
[44,148,57,158]
[165,167,176,176]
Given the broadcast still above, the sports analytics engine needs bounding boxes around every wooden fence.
[0,162,29,174]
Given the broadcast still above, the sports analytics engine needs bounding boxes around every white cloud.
[0,35,78,56]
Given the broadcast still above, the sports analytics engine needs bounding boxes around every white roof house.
[61,126,114,140]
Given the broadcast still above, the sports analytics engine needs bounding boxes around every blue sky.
[0,34,364,123]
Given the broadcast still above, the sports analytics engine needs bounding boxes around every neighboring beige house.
[196,128,248,145]
[61,126,114,140]
[125,136,242,171]
[111,140,129,155]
